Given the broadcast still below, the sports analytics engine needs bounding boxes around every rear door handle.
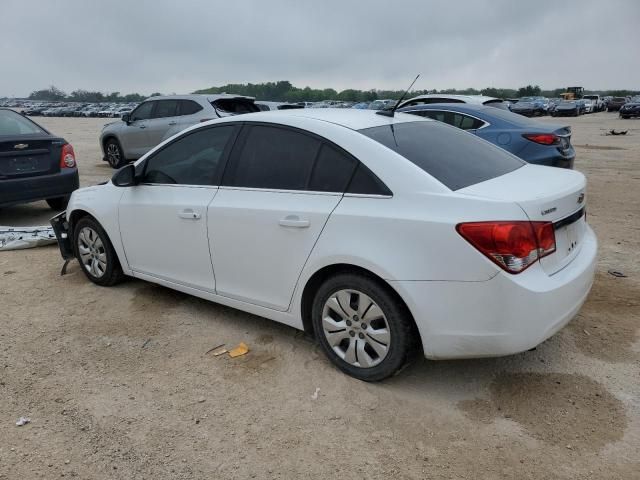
[178,209,201,220]
[168,121,177,126]
[139,125,147,129]
[279,215,309,228]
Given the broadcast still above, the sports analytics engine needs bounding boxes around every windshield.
[0,109,46,135]
[359,121,524,191]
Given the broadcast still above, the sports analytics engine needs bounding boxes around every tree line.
[27,83,639,103]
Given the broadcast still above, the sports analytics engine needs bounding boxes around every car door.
[119,124,239,291]
[121,101,155,158]
[145,100,179,152]
[175,99,205,131]
[208,124,356,311]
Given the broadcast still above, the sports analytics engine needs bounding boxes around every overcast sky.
[2,0,639,97]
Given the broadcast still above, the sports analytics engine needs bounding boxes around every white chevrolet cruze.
[51,109,597,381]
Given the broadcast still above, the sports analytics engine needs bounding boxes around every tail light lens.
[522,133,559,145]
[60,143,76,168]
[456,221,556,274]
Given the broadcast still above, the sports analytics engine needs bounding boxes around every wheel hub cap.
[321,289,391,368]
[77,227,107,278]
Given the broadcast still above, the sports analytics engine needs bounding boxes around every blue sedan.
[398,103,575,169]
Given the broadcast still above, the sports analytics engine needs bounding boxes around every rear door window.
[359,121,524,191]
[152,100,178,119]
[224,125,320,190]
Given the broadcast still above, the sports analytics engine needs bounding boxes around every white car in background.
[99,94,259,168]
[52,109,597,381]
[398,94,508,110]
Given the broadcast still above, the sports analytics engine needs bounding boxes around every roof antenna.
[377,74,420,117]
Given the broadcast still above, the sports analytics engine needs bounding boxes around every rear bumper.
[392,225,597,359]
[0,168,79,207]
[50,211,74,259]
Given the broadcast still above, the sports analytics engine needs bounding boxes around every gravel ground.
[1,113,639,479]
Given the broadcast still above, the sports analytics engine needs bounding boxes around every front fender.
[67,184,130,274]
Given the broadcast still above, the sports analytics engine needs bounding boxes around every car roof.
[217,107,430,130]
[143,93,255,102]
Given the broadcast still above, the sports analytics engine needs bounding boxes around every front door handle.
[168,121,177,126]
[139,124,147,129]
[178,209,201,220]
[279,215,310,228]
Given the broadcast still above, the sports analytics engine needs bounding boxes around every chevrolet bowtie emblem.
[14,143,29,150]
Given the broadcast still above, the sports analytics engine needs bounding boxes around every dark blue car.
[398,103,575,169]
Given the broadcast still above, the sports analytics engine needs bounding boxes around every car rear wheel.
[312,272,416,381]
[105,138,126,169]
[73,217,124,286]
[46,196,69,210]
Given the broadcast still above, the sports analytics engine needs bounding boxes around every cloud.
[2,0,639,97]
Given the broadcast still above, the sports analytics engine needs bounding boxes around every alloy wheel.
[106,143,121,168]
[321,289,391,368]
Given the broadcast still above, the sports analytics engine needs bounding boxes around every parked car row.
[21,103,138,118]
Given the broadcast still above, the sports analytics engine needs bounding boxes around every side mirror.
[121,113,131,124]
[112,163,138,187]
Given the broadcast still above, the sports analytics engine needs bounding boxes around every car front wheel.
[312,272,416,381]
[105,138,126,169]
[73,217,124,286]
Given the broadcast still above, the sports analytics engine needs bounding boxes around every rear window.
[482,99,509,110]
[212,98,260,114]
[0,109,46,135]
[359,121,524,191]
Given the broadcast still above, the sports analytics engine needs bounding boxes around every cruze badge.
[541,207,557,216]
[577,193,585,204]
[14,143,29,150]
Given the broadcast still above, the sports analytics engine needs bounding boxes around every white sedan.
[51,109,597,381]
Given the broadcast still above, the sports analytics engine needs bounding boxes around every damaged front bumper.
[50,211,74,260]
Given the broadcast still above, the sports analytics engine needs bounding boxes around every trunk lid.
[0,135,63,179]
[458,164,587,275]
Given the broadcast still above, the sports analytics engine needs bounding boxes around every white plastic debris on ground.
[0,226,56,251]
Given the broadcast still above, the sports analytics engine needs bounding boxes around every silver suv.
[100,94,259,168]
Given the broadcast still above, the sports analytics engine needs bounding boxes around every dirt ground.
[1,113,639,479]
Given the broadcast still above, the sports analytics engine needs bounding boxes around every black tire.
[104,138,126,169]
[311,272,417,381]
[73,216,125,286]
[46,196,69,210]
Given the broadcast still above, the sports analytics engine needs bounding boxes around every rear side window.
[226,125,321,190]
[178,100,203,116]
[346,163,392,195]
[414,110,484,130]
[359,121,524,191]
[152,100,178,118]
[309,144,357,192]
[142,126,236,185]
[0,109,45,135]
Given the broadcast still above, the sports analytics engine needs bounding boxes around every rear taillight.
[456,221,556,274]
[60,143,76,168]
[522,133,560,145]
